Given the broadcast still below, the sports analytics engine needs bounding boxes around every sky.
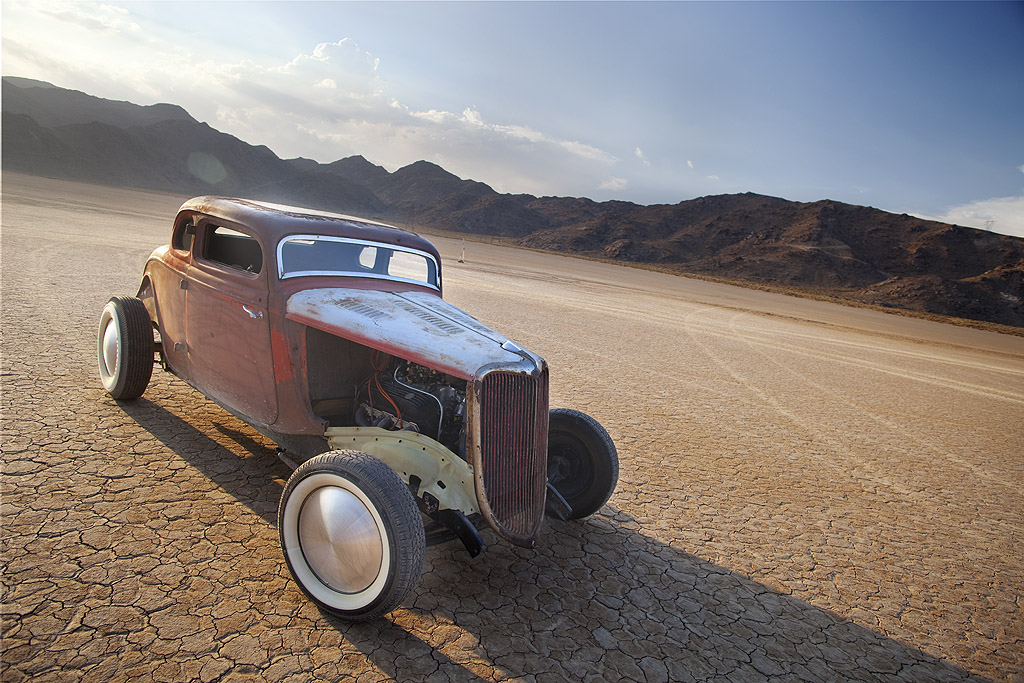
[3,1,1024,236]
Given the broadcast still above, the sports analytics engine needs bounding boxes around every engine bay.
[355,353,468,460]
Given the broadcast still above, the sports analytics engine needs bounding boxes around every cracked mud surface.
[2,173,1022,681]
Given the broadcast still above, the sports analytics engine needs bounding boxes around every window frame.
[276,234,441,291]
[171,215,196,254]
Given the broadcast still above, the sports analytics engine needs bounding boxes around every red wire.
[368,350,402,424]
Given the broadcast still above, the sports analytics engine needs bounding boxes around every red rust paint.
[270,325,294,382]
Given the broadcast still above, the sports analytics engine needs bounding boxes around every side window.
[203,225,263,274]
[172,217,194,252]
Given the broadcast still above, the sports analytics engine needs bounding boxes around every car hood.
[285,288,545,380]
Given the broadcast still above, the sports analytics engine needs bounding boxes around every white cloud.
[707,175,720,181]
[635,147,650,167]
[461,108,485,126]
[208,41,621,196]
[910,166,1024,237]
[39,0,140,34]
[687,159,694,169]
[926,195,1024,238]
[557,140,614,163]
[600,177,628,191]
[410,109,450,124]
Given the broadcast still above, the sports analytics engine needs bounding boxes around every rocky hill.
[516,194,1024,326]
[2,78,299,194]
[2,76,194,128]
[4,76,1022,327]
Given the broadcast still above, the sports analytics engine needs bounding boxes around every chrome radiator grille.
[477,369,549,546]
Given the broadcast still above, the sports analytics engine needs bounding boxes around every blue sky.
[3,1,1023,235]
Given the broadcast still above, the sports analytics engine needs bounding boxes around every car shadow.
[339,512,988,682]
[328,615,494,682]
[120,398,987,681]
[119,397,288,526]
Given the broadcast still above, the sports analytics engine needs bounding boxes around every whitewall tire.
[97,296,153,400]
[278,450,425,620]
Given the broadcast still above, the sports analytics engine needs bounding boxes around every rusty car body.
[98,197,618,619]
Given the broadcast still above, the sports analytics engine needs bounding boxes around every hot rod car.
[98,197,618,619]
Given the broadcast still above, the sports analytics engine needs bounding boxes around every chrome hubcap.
[102,318,119,376]
[298,486,383,594]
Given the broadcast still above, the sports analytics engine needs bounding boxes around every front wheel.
[97,296,153,400]
[278,451,425,620]
[546,409,619,519]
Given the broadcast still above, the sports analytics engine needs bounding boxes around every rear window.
[278,235,439,290]
[172,217,194,252]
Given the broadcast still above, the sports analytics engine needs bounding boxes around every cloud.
[925,195,1024,238]
[600,177,628,191]
[707,175,720,181]
[37,1,140,35]
[635,147,650,167]
[461,108,485,126]
[907,165,1024,237]
[195,41,624,196]
[687,160,694,169]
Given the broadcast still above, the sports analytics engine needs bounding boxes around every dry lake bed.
[2,173,1022,681]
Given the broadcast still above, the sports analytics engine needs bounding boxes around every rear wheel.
[278,450,425,620]
[97,296,153,400]
[546,409,619,519]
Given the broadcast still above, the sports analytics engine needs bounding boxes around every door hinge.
[173,342,187,353]
[179,279,188,290]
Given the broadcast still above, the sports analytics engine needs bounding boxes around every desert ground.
[2,172,1022,682]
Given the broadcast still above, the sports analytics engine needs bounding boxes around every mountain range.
[4,76,1022,328]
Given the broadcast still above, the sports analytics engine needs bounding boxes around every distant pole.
[459,239,465,263]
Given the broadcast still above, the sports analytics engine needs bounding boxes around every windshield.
[277,235,440,290]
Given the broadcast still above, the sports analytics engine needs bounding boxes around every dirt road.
[3,173,1022,681]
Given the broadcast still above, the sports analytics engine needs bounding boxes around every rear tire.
[278,451,425,620]
[97,296,153,400]
[546,409,619,519]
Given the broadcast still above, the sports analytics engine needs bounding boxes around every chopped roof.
[177,196,440,261]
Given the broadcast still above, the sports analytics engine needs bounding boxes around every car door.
[185,220,278,426]
[152,214,194,378]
